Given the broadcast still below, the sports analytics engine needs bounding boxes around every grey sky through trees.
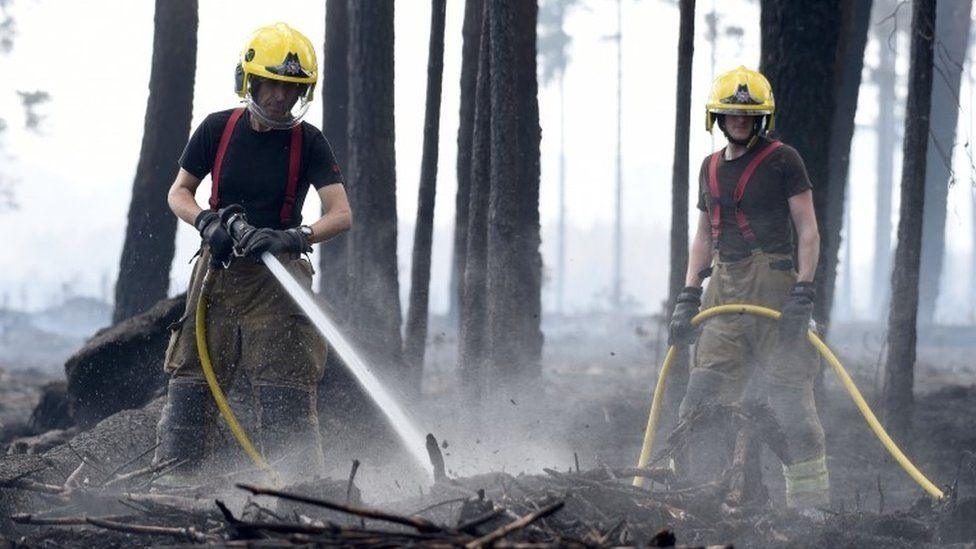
[0,0,974,324]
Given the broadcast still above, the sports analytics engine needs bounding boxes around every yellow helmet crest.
[705,66,775,133]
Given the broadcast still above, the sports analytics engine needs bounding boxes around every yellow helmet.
[235,23,318,129]
[705,66,775,133]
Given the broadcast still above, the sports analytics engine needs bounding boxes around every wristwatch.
[299,225,314,242]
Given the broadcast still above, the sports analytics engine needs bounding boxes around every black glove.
[194,210,234,267]
[239,227,311,257]
[669,286,703,346]
[779,282,815,341]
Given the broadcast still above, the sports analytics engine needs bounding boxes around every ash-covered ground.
[1,311,976,547]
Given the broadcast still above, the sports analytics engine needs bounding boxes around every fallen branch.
[465,501,565,548]
[237,483,447,533]
[85,517,207,542]
[11,513,129,526]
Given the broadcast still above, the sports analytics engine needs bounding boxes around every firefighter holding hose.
[154,23,351,484]
[668,66,828,510]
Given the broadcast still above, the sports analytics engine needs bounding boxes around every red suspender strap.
[209,107,246,211]
[707,150,723,241]
[278,124,303,226]
[733,140,783,243]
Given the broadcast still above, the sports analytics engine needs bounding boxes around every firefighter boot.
[153,380,215,487]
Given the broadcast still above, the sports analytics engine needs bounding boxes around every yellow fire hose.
[195,269,280,483]
[633,303,944,500]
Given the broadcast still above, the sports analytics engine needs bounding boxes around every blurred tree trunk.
[113,0,197,323]
[404,0,447,384]
[319,0,350,310]
[759,0,841,328]
[485,0,542,393]
[661,0,695,448]
[450,0,484,323]
[883,0,936,444]
[346,0,403,378]
[821,0,871,328]
[458,4,492,404]
[871,0,900,319]
[918,0,973,324]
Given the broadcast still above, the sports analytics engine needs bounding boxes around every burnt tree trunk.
[486,0,542,393]
[883,0,936,444]
[450,0,484,323]
[759,0,842,327]
[918,0,973,323]
[458,4,492,404]
[666,0,695,318]
[319,0,350,310]
[871,0,901,319]
[346,0,403,377]
[661,0,696,450]
[822,0,872,328]
[404,0,447,382]
[113,0,197,323]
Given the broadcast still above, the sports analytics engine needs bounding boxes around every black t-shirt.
[180,108,344,229]
[696,137,812,261]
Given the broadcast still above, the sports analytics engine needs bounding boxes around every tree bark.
[485,0,542,393]
[404,0,447,382]
[458,4,492,404]
[319,0,351,311]
[883,0,936,444]
[918,0,973,324]
[346,0,403,376]
[871,0,900,319]
[450,0,484,323]
[667,0,695,318]
[822,0,872,328]
[759,0,842,328]
[113,0,197,323]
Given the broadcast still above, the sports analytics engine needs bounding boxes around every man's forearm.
[796,229,820,283]
[168,187,204,227]
[684,235,714,287]
[307,210,352,245]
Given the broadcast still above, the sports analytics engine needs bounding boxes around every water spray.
[202,205,433,479]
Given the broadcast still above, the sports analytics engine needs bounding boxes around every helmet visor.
[244,76,311,130]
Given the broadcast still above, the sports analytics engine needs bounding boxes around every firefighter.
[154,23,351,483]
[669,66,828,510]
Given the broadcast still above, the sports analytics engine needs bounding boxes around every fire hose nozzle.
[217,204,256,257]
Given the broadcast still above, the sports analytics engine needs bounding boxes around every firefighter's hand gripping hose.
[633,304,945,500]
[195,269,281,484]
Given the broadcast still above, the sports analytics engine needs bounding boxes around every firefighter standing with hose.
[668,66,828,510]
[154,23,351,485]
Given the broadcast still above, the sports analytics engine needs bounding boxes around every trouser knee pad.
[674,370,737,485]
[256,385,325,479]
[766,384,826,464]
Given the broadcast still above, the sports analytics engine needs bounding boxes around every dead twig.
[101,458,179,489]
[426,433,447,482]
[458,508,505,534]
[346,458,360,504]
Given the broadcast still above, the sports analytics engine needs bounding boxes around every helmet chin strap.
[718,115,765,148]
